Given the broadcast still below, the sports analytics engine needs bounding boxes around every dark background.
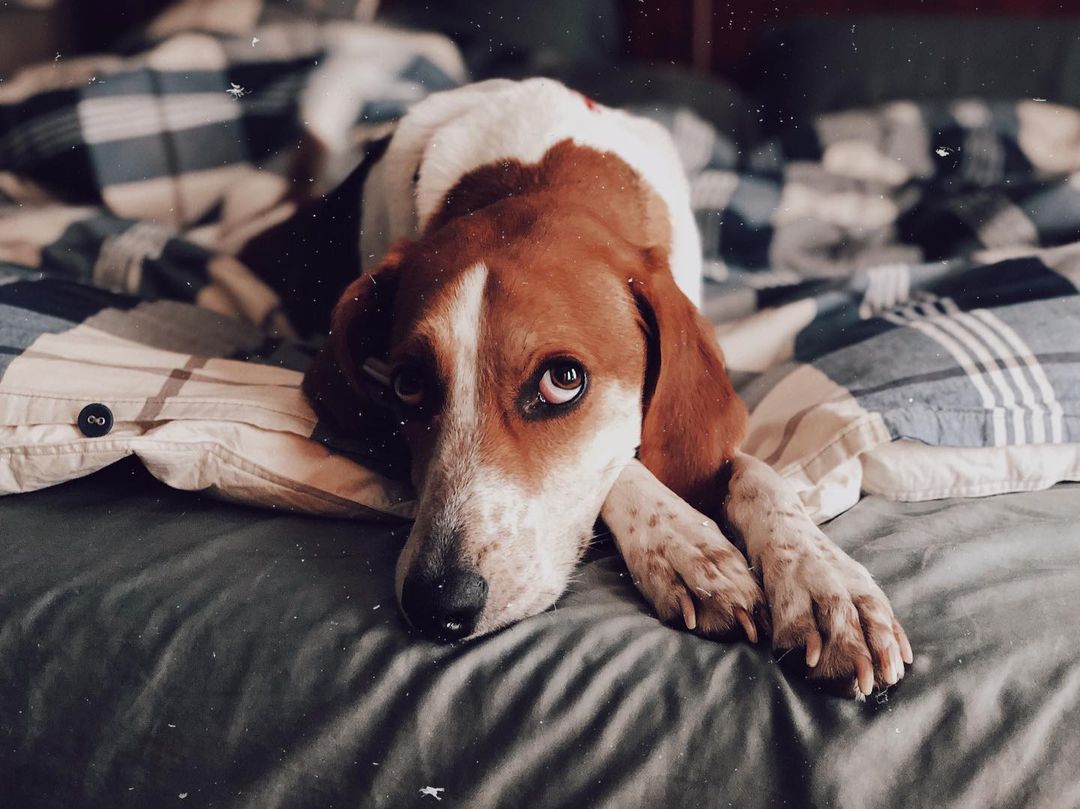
[624,0,1080,75]
[5,0,1080,81]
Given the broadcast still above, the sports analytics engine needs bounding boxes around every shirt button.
[78,403,113,437]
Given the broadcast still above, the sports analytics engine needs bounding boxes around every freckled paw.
[689,579,769,643]
[771,590,912,700]
[634,541,767,644]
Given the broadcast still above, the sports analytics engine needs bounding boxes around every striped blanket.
[1,5,1077,521]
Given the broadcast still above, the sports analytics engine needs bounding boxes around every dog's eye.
[538,360,586,405]
[393,367,425,407]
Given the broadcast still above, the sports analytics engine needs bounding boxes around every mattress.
[2,458,1078,808]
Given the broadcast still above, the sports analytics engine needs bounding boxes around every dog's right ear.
[302,245,405,434]
[630,247,747,513]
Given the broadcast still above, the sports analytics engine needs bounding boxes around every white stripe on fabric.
[858,268,880,320]
[953,310,1044,443]
[937,295,960,315]
[882,294,1007,446]
[77,94,240,145]
[931,314,1026,444]
[972,308,1066,443]
[904,318,1008,446]
[858,272,876,320]
[859,263,910,319]
[93,222,173,294]
[0,110,86,161]
[895,264,910,309]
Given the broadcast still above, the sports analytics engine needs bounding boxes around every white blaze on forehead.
[417,262,489,537]
[441,262,487,429]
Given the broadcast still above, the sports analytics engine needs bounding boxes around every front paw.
[764,542,913,699]
[626,518,768,643]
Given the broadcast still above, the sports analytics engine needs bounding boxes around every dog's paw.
[764,538,913,699]
[625,513,768,643]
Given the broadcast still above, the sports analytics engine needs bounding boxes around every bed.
[2,2,1079,806]
[5,460,1079,808]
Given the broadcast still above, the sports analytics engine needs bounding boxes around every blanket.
[1,6,1078,521]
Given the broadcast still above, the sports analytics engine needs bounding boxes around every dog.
[304,79,912,697]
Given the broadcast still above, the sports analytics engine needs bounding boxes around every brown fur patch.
[378,153,664,490]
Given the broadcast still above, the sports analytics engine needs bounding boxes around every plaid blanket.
[1,4,1078,521]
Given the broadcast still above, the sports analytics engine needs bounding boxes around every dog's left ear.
[630,248,747,511]
[303,245,405,435]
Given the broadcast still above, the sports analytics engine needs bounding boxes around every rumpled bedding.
[4,458,1080,809]
[689,99,1080,518]
[1,6,1078,520]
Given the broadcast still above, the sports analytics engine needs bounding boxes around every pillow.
[721,248,1080,523]
[0,275,414,519]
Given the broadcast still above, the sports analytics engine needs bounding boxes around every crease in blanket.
[0,13,1078,520]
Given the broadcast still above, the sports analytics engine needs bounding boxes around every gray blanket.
[2,459,1078,808]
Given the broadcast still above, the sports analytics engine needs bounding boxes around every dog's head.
[304,148,744,642]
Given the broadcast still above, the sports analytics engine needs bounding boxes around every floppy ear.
[631,248,748,512]
[302,245,404,437]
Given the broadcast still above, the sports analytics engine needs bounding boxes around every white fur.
[361,78,703,305]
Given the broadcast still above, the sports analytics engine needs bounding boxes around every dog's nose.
[401,567,488,642]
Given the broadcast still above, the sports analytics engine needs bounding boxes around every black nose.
[401,567,488,642]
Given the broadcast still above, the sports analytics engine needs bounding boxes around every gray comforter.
[2,459,1078,808]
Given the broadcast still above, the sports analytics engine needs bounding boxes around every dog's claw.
[805,630,822,668]
[676,590,697,631]
[734,606,758,643]
[896,621,914,665]
[879,652,898,686]
[855,655,874,696]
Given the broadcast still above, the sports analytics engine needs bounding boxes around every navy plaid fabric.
[0,22,462,222]
[643,99,1080,307]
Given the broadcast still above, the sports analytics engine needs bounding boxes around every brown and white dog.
[304,79,912,697]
